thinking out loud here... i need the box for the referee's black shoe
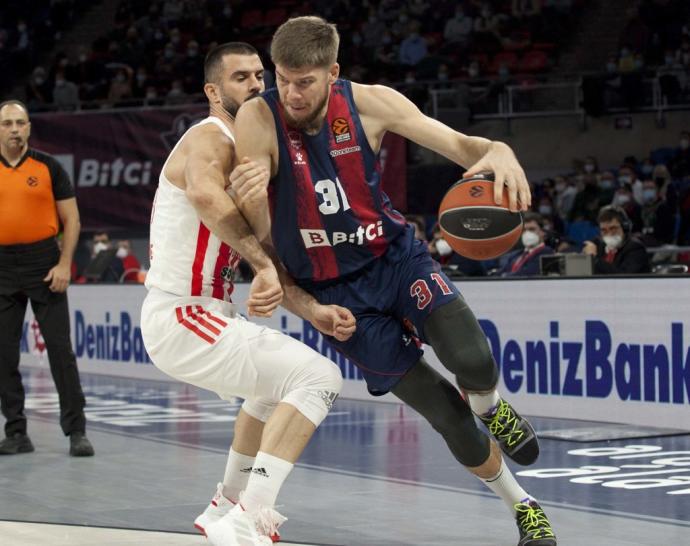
[0,433,35,455]
[69,432,95,457]
[479,399,539,465]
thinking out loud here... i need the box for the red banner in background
[30,106,408,228]
[31,106,207,229]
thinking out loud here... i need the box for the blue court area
[1,368,689,545]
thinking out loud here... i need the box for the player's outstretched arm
[184,125,282,313]
[354,83,530,212]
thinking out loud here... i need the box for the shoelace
[253,505,287,537]
[515,504,555,538]
[487,400,524,447]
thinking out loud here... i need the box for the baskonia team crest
[331,117,351,143]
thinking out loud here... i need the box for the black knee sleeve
[424,297,499,392]
[392,358,490,467]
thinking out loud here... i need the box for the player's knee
[424,298,498,392]
[281,358,342,427]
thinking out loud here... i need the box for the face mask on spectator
[468,66,479,78]
[538,205,552,216]
[600,179,614,190]
[34,76,44,85]
[642,189,657,203]
[584,162,595,173]
[165,49,174,59]
[521,230,540,248]
[435,238,453,256]
[18,24,27,33]
[116,247,129,259]
[606,62,617,73]
[555,182,566,192]
[55,78,65,87]
[680,138,689,150]
[94,242,108,254]
[115,73,126,83]
[641,163,653,175]
[603,234,623,249]
[618,174,632,184]
[613,193,631,206]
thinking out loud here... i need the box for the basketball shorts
[141,287,336,423]
[310,238,461,395]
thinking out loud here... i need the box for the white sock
[480,458,531,514]
[467,390,501,416]
[222,447,255,502]
[241,451,294,510]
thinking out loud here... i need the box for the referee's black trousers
[0,238,86,437]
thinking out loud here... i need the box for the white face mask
[94,242,108,254]
[521,230,540,248]
[584,163,595,173]
[116,247,128,259]
[603,234,623,250]
[435,238,453,256]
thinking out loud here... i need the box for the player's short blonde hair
[270,16,340,69]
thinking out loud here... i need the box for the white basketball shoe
[206,502,287,546]
[194,483,235,537]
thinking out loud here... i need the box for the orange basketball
[438,174,523,260]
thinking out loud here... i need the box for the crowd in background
[17,0,582,111]
[409,134,690,277]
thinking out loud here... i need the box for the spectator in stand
[444,5,473,48]
[166,79,188,105]
[107,66,134,106]
[116,240,141,282]
[362,11,386,49]
[554,175,577,220]
[85,231,123,283]
[583,206,650,275]
[535,194,565,236]
[597,170,617,205]
[639,178,677,246]
[670,131,690,178]
[53,72,80,111]
[499,212,554,277]
[25,67,52,111]
[569,173,606,223]
[132,67,152,99]
[617,164,643,205]
[581,155,600,176]
[612,183,643,233]
[399,22,428,67]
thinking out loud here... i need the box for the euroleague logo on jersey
[26,176,39,187]
[331,117,351,143]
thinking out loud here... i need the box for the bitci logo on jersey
[301,221,383,248]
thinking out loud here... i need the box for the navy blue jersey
[262,79,410,284]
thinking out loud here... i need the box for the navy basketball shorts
[311,239,460,395]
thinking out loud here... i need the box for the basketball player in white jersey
[141,42,355,546]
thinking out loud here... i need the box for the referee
[0,100,93,456]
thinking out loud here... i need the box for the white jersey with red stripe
[145,116,241,302]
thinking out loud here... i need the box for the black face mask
[655,176,666,185]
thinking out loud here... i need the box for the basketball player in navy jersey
[230,17,556,545]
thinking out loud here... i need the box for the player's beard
[220,90,260,118]
[283,85,329,133]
